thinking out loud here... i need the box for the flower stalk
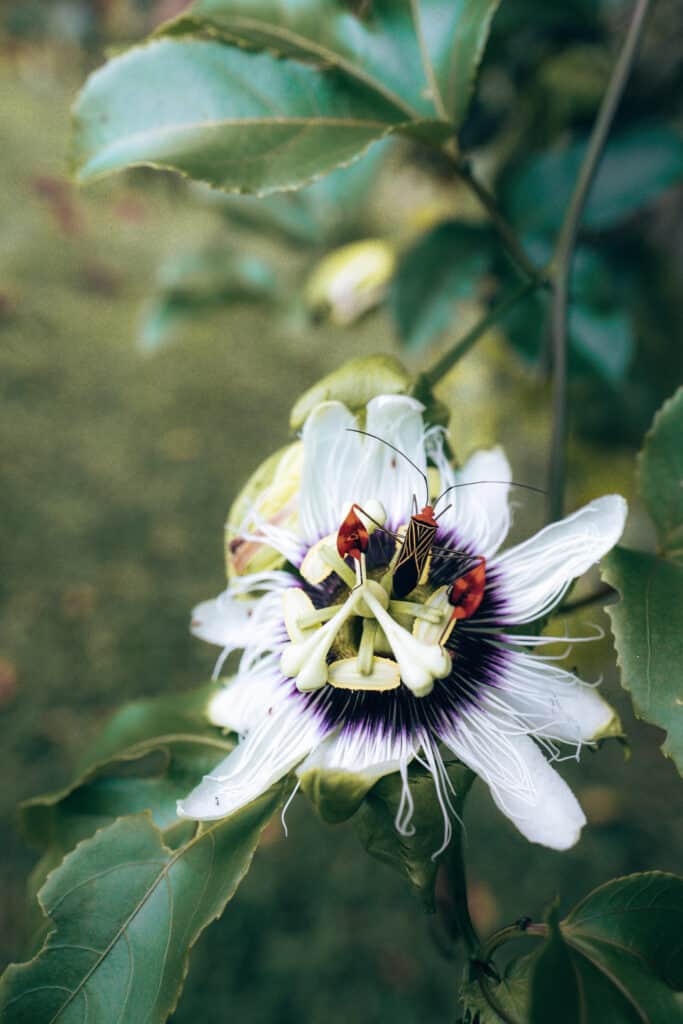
[547,0,654,522]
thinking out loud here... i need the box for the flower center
[278,514,478,698]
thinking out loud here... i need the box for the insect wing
[392,517,437,599]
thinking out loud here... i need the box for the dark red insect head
[413,505,437,527]
[337,505,370,562]
[448,558,486,622]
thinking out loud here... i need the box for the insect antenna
[346,428,430,507]
[433,479,546,513]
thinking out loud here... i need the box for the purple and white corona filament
[179,396,626,851]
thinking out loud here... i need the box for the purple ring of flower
[292,529,511,743]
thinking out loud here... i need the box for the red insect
[335,429,541,614]
[342,429,489,601]
[439,557,487,645]
[336,504,369,562]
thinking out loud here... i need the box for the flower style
[179,396,627,851]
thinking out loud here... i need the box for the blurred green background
[1,2,682,1021]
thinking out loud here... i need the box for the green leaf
[638,387,683,559]
[500,240,635,383]
[389,221,492,351]
[602,548,683,774]
[205,138,392,245]
[461,957,531,1023]
[289,354,411,430]
[139,245,278,352]
[418,0,503,126]
[72,39,449,194]
[568,305,634,384]
[75,684,219,771]
[529,903,580,1024]
[161,0,499,126]
[529,873,683,1024]
[20,685,230,898]
[0,790,285,1024]
[354,762,473,910]
[161,0,432,118]
[503,124,683,233]
[601,387,683,776]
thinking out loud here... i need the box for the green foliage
[160,0,502,127]
[355,763,473,911]
[72,39,447,194]
[139,244,279,352]
[207,139,393,246]
[0,787,285,1024]
[529,873,683,1023]
[460,958,530,1024]
[502,124,683,233]
[639,388,683,559]
[462,874,683,1024]
[389,221,492,350]
[602,387,683,775]
[602,549,683,774]
[20,686,228,899]
[500,242,635,383]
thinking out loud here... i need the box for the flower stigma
[280,506,466,699]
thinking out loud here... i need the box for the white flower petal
[178,692,325,820]
[441,711,586,850]
[190,594,257,649]
[360,395,427,527]
[208,661,283,735]
[498,650,617,745]
[192,573,293,680]
[491,495,627,624]
[299,401,360,543]
[297,725,416,783]
[437,447,513,558]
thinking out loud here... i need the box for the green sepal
[289,354,411,431]
[226,442,301,576]
[299,767,377,824]
[354,761,474,911]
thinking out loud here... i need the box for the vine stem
[476,922,547,1024]
[547,0,653,522]
[415,278,538,394]
[451,157,544,285]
